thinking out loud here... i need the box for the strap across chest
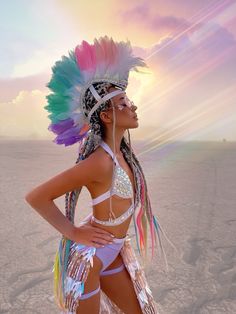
[91,140,134,206]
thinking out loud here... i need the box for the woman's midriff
[91,196,134,238]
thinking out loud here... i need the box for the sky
[0,0,236,143]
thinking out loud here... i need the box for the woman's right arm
[24,152,114,246]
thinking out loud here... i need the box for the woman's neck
[102,136,123,155]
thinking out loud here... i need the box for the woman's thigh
[76,255,102,314]
[100,253,142,314]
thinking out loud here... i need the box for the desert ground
[0,139,235,314]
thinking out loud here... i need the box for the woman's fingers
[74,224,115,247]
[93,227,115,239]
[90,242,103,248]
[94,232,114,242]
[92,236,113,245]
[81,224,114,238]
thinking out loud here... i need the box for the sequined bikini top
[91,140,135,226]
[91,140,134,206]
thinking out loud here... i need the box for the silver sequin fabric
[91,140,136,226]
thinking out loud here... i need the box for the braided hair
[64,81,154,258]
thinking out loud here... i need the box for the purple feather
[48,118,74,135]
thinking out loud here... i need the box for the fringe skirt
[53,214,160,314]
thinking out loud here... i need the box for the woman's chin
[128,121,139,129]
[122,120,139,130]
[133,119,139,127]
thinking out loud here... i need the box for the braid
[121,135,155,258]
[125,140,153,223]
[64,81,114,225]
[64,132,101,225]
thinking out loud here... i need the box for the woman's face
[100,86,139,130]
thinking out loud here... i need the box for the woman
[25,36,163,314]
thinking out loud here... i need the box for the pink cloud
[150,15,191,34]
[120,2,191,35]
[131,21,236,77]
[120,3,150,20]
[0,73,50,102]
[119,0,235,37]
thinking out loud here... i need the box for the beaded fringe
[120,236,159,314]
[52,218,160,313]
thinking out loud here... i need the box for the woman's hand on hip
[72,224,115,248]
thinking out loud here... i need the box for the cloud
[121,2,150,20]
[1,0,236,141]
[0,73,50,103]
[120,2,191,36]
[0,90,53,139]
[11,50,57,78]
[130,20,236,141]
[134,21,236,75]
[150,15,191,33]
[119,0,236,41]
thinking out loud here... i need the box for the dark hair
[82,82,119,139]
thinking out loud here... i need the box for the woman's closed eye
[117,103,128,110]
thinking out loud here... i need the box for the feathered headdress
[44,35,147,146]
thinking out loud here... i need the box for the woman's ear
[100,111,112,124]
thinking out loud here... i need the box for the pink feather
[75,40,96,71]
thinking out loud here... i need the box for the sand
[0,139,235,314]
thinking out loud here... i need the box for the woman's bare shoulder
[25,147,112,202]
[88,146,112,173]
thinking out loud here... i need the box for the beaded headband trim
[87,85,124,122]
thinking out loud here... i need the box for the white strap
[87,85,124,122]
[92,189,112,205]
[100,140,119,165]
[89,84,101,101]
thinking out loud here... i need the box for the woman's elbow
[25,191,37,205]
[25,188,47,206]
